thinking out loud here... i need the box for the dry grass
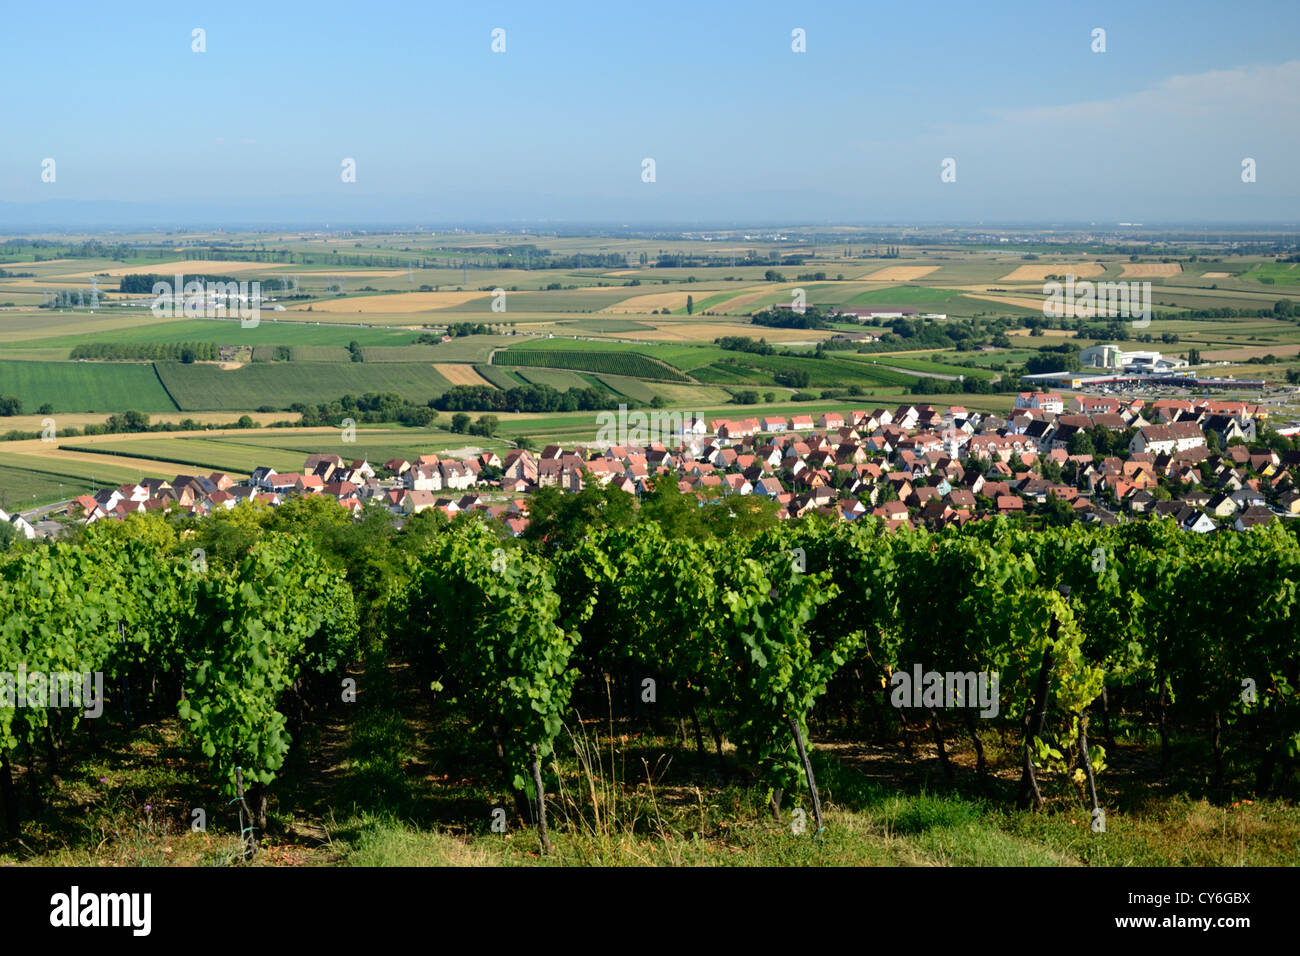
[61,260,290,279]
[1201,272,1231,278]
[1202,343,1300,361]
[598,291,695,314]
[858,266,939,281]
[289,291,488,313]
[435,363,492,386]
[1000,263,1105,282]
[1120,263,1182,277]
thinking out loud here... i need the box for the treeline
[715,335,777,355]
[434,383,618,414]
[751,307,832,330]
[288,392,439,428]
[3,411,262,443]
[119,273,242,294]
[415,323,491,343]
[71,342,219,362]
[909,376,997,395]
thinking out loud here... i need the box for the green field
[512,368,595,391]
[841,353,998,380]
[290,345,352,362]
[472,364,526,388]
[0,359,178,413]
[153,362,454,410]
[844,285,969,305]
[358,346,447,362]
[595,374,659,402]
[694,354,917,388]
[0,454,180,507]
[0,316,422,353]
[494,348,691,382]
[58,427,513,478]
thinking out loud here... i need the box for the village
[7,390,1298,541]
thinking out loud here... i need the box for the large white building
[1079,344,1188,373]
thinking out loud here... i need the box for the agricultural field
[494,348,692,382]
[153,362,454,410]
[2,231,1299,511]
[0,359,178,412]
[512,368,597,392]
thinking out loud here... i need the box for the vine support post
[234,766,257,859]
[1076,711,1101,826]
[1017,610,1060,810]
[789,715,824,834]
[529,744,552,855]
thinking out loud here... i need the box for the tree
[1187,348,1202,365]
[1040,492,1074,528]
[1068,430,1096,457]
[180,347,197,364]
[38,403,53,415]
[450,413,471,433]
[686,295,694,315]
[0,396,22,416]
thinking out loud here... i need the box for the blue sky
[2,0,1297,224]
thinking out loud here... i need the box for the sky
[1,0,1298,226]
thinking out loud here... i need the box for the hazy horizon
[3,0,1298,227]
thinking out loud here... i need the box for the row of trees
[71,342,219,362]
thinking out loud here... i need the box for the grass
[844,285,969,305]
[0,359,179,413]
[473,364,526,389]
[842,353,998,380]
[596,374,658,402]
[154,362,454,410]
[512,368,594,391]
[694,354,918,388]
[0,317,422,352]
[291,345,352,362]
[56,427,514,476]
[495,349,691,382]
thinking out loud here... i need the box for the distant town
[8,388,1298,541]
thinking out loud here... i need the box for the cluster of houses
[45,393,1300,537]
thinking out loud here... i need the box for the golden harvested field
[1120,263,1182,277]
[61,260,290,279]
[5,441,205,478]
[288,291,488,313]
[708,288,778,312]
[598,291,695,313]
[434,364,492,386]
[1000,263,1105,281]
[970,293,1134,318]
[289,270,414,278]
[858,266,939,281]
[1007,327,1082,338]
[1202,343,1300,361]
[1201,272,1231,278]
